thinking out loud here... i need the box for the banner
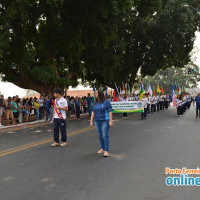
[111,101,144,113]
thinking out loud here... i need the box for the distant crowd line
[0,93,95,127]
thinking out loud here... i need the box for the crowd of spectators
[0,93,96,127]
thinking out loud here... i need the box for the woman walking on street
[90,90,113,157]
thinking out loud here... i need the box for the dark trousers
[164,101,168,109]
[196,106,200,117]
[123,113,127,117]
[147,104,150,114]
[157,103,160,111]
[88,104,91,116]
[159,101,163,110]
[39,107,43,119]
[83,105,86,113]
[76,106,80,118]
[177,106,182,116]
[151,104,156,112]
[54,118,67,143]
[141,108,147,119]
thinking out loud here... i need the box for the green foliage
[143,62,200,93]
[0,0,199,94]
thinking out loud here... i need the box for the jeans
[35,109,39,120]
[39,107,43,119]
[196,105,200,117]
[50,108,54,121]
[141,108,147,119]
[54,118,67,143]
[69,104,74,114]
[95,120,110,152]
[76,106,80,118]
[88,104,91,116]
[46,109,50,121]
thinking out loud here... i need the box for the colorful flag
[105,86,108,97]
[122,83,125,95]
[177,83,180,94]
[139,84,145,100]
[160,85,164,94]
[157,84,161,94]
[113,90,117,102]
[149,84,153,96]
[146,83,149,94]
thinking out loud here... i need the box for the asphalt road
[0,106,200,200]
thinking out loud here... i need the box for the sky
[1,32,200,98]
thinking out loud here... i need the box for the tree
[0,0,200,94]
[143,62,200,93]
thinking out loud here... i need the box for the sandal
[60,142,67,147]
[97,149,105,154]
[104,151,109,157]
[51,142,60,147]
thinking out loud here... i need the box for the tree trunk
[13,79,57,97]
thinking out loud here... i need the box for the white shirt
[151,96,156,104]
[141,97,148,108]
[54,97,68,120]
[38,98,43,107]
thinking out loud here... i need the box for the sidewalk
[0,113,89,133]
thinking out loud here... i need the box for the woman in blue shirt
[90,90,113,157]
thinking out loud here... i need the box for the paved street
[1,106,200,200]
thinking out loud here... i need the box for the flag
[172,84,176,107]
[153,90,156,94]
[127,84,131,95]
[122,83,125,95]
[177,83,180,94]
[157,84,161,94]
[105,86,108,97]
[131,85,135,95]
[139,84,145,100]
[149,84,153,96]
[113,90,117,102]
[146,84,149,94]
[119,86,122,96]
[160,85,164,94]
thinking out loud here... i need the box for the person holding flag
[51,88,68,147]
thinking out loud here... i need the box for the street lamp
[182,3,200,14]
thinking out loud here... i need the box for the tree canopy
[0,0,200,95]
[143,62,200,93]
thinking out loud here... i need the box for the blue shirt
[75,101,80,107]
[86,97,92,105]
[92,99,113,121]
[195,96,200,107]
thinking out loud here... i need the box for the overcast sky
[1,32,200,98]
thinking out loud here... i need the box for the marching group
[0,88,199,158]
